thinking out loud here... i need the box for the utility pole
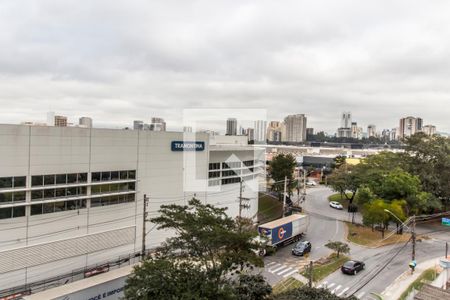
[238,179,251,229]
[282,176,287,217]
[142,194,149,258]
[303,169,307,197]
[308,261,313,288]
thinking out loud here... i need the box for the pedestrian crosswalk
[317,282,369,299]
[264,259,309,278]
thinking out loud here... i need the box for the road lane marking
[270,265,288,273]
[277,267,293,276]
[317,281,327,288]
[356,291,366,298]
[331,285,341,294]
[268,263,282,271]
[337,287,349,296]
[282,269,298,278]
[327,283,336,289]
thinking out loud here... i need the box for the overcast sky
[0,0,449,134]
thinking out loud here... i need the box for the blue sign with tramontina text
[171,141,205,151]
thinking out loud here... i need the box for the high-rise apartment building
[254,120,267,142]
[150,117,166,131]
[54,115,68,127]
[399,117,423,139]
[226,118,237,135]
[350,122,363,139]
[367,124,377,138]
[79,117,93,128]
[422,125,436,136]
[267,121,283,142]
[284,114,307,142]
[337,112,352,138]
[183,126,193,133]
[246,128,254,141]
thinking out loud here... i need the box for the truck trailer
[257,214,309,255]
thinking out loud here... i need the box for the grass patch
[346,222,411,247]
[301,254,349,282]
[258,193,283,223]
[398,268,438,300]
[272,277,304,295]
[328,193,353,209]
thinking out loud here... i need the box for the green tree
[331,155,346,169]
[124,198,270,300]
[328,164,362,204]
[273,286,358,300]
[269,153,297,195]
[362,199,389,237]
[324,241,350,258]
[403,133,450,210]
[354,185,375,206]
[386,200,407,234]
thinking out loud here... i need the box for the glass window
[67,200,77,210]
[0,177,13,189]
[92,172,101,182]
[13,176,26,188]
[31,190,43,200]
[91,198,101,207]
[78,173,87,183]
[44,189,55,199]
[128,182,135,190]
[13,191,26,202]
[110,184,119,192]
[32,176,43,186]
[119,183,128,191]
[67,174,77,184]
[128,170,136,179]
[54,201,65,212]
[0,193,13,203]
[120,171,128,180]
[111,171,119,181]
[79,186,87,195]
[80,199,87,209]
[43,203,54,214]
[0,208,12,219]
[127,194,135,202]
[222,162,230,169]
[44,175,55,185]
[67,187,77,196]
[91,185,101,194]
[56,188,66,198]
[31,204,43,215]
[12,206,25,218]
[56,174,66,185]
[101,172,111,181]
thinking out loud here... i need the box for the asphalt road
[260,186,449,300]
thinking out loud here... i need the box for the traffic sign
[442,218,450,227]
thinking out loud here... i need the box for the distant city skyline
[1,1,450,133]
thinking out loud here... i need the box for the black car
[291,241,312,256]
[341,260,365,275]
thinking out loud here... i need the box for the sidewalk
[381,257,441,300]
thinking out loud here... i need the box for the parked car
[341,260,365,275]
[291,241,312,256]
[306,181,317,186]
[329,201,344,210]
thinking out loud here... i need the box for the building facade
[367,124,377,138]
[226,118,237,136]
[150,117,166,131]
[284,114,307,142]
[399,116,423,139]
[254,120,267,143]
[422,125,437,136]
[0,125,264,294]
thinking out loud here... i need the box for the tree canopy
[124,198,270,300]
[273,286,358,300]
[269,153,297,194]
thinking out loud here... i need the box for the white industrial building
[0,125,264,296]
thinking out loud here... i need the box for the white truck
[256,214,309,256]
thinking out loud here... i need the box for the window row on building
[91,170,136,182]
[91,182,135,194]
[91,194,135,207]
[0,193,137,219]
[0,176,26,189]
[31,186,88,201]
[0,191,26,203]
[209,160,259,171]
[32,173,88,187]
